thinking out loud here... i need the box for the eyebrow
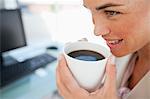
[95,3,124,11]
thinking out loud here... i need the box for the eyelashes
[104,10,121,17]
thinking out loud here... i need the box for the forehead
[83,0,129,8]
[83,0,150,12]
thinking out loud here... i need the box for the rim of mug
[63,41,111,62]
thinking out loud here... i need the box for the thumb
[104,55,117,90]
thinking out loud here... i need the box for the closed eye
[104,10,121,17]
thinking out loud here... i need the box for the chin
[111,51,129,57]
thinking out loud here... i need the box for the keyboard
[1,53,57,87]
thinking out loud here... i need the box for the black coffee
[68,50,105,61]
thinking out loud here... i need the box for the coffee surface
[68,50,105,61]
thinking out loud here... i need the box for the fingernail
[109,55,116,65]
[90,90,99,95]
[90,92,96,95]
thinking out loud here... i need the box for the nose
[93,17,110,36]
[94,24,110,36]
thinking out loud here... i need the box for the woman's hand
[56,54,118,99]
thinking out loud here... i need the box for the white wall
[0,0,4,9]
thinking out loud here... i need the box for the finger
[78,38,88,42]
[90,89,101,95]
[104,55,117,90]
[56,60,71,97]
[58,54,81,92]
[59,54,89,95]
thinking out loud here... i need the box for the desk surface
[0,50,63,99]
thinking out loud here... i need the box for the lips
[107,39,123,45]
[105,39,124,49]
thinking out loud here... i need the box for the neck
[128,43,150,89]
[136,43,150,70]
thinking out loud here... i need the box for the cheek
[108,18,143,56]
[107,7,150,56]
[110,16,150,56]
[110,18,135,39]
[111,13,147,40]
[126,14,150,49]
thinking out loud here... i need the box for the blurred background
[0,0,107,99]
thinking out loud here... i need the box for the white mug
[63,41,111,92]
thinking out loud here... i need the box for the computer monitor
[1,9,27,53]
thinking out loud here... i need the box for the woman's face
[83,0,150,57]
